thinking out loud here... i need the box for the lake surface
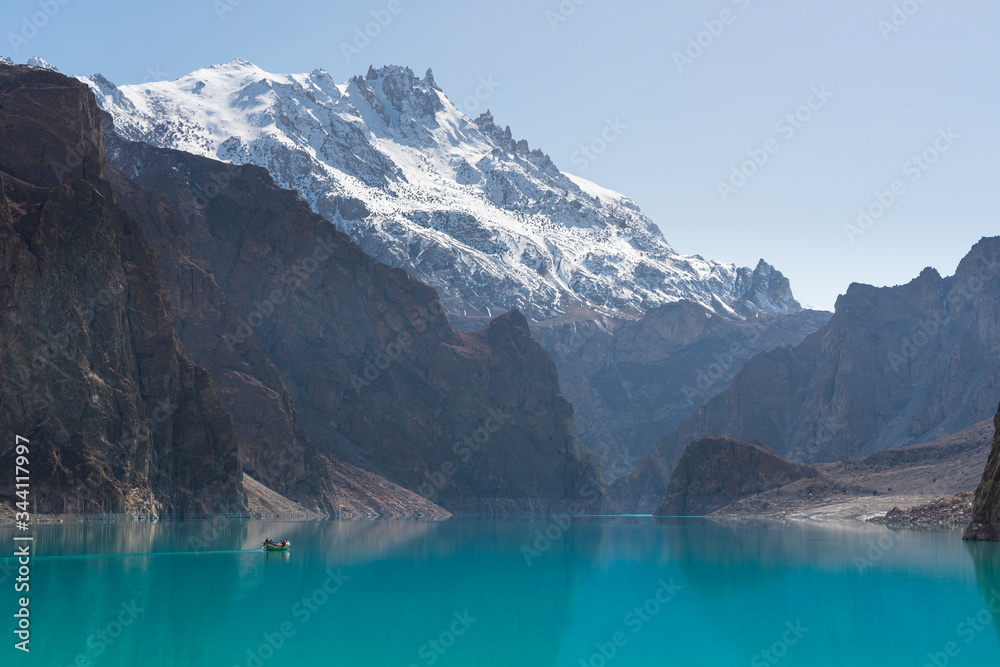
[4,517,1000,666]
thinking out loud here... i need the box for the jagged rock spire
[424,68,437,88]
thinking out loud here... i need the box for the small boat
[261,539,291,552]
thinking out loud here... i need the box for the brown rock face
[965,403,1000,541]
[104,127,606,514]
[614,244,1000,512]
[653,436,817,517]
[0,64,245,515]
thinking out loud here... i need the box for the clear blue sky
[4,0,996,310]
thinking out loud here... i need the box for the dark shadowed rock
[653,436,818,517]
[0,64,245,516]
[104,125,607,515]
[965,402,1000,541]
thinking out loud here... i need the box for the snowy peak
[423,68,439,89]
[81,59,805,323]
[347,64,445,141]
[733,260,801,314]
[26,56,58,71]
[473,110,556,170]
[0,56,58,70]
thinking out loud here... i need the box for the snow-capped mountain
[80,59,800,323]
[26,56,58,71]
[0,55,57,70]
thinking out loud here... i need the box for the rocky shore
[868,492,974,528]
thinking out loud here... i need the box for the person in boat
[262,538,290,548]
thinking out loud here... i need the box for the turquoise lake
[4,517,1000,666]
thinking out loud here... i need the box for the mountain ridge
[612,237,1000,512]
[73,57,828,477]
[78,59,803,325]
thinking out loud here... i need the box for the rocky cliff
[614,241,1000,512]
[0,64,245,515]
[79,60,825,480]
[0,63,607,517]
[104,124,606,515]
[653,436,818,517]
[965,402,1000,541]
[533,303,829,477]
